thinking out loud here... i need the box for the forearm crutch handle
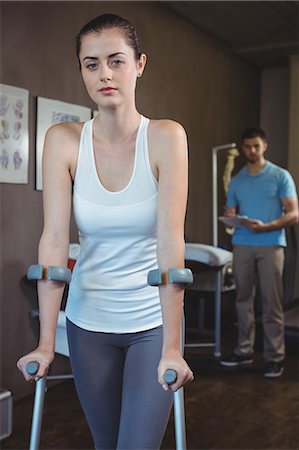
[164,369,177,385]
[26,361,40,376]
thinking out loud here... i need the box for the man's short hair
[242,127,267,142]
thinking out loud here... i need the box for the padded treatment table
[185,243,234,357]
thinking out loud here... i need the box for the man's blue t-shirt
[227,161,297,246]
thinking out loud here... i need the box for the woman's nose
[100,65,112,82]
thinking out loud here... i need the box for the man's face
[242,136,267,164]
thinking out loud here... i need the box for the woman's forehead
[80,29,130,56]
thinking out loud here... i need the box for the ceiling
[162,1,299,68]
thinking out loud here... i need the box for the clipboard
[218,215,249,228]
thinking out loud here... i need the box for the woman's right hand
[16,348,54,382]
[158,350,194,392]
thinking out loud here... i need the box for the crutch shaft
[174,388,187,450]
[29,377,46,450]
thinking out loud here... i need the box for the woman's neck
[93,105,141,145]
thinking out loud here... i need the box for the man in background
[220,127,298,378]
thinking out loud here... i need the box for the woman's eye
[86,63,97,70]
[111,59,124,67]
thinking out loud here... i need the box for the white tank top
[66,116,162,333]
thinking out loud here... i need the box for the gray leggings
[66,319,173,450]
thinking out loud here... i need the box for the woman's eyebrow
[108,52,126,58]
[83,52,126,62]
[83,56,98,62]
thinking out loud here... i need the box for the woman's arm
[17,123,77,381]
[151,120,193,392]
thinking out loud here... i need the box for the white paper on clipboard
[218,215,249,228]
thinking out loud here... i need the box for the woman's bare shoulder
[45,121,85,144]
[148,118,187,163]
[43,122,87,168]
[149,118,186,140]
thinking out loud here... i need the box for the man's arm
[242,196,299,232]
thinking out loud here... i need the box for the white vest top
[66,116,162,333]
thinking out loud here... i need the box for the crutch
[26,361,73,450]
[148,268,193,450]
[26,362,46,450]
[163,312,187,450]
[25,265,73,450]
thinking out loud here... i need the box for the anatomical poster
[0,84,29,184]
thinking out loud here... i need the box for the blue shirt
[227,161,297,246]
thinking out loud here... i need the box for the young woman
[17,13,193,449]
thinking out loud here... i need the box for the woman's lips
[99,87,117,94]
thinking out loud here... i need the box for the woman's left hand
[157,351,194,392]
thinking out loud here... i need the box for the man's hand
[241,218,266,232]
[224,206,236,217]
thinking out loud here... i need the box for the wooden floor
[3,328,299,450]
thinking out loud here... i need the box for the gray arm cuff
[27,265,72,283]
[147,268,193,286]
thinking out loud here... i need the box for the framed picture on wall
[0,83,29,184]
[36,97,91,190]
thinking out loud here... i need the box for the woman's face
[79,28,146,108]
